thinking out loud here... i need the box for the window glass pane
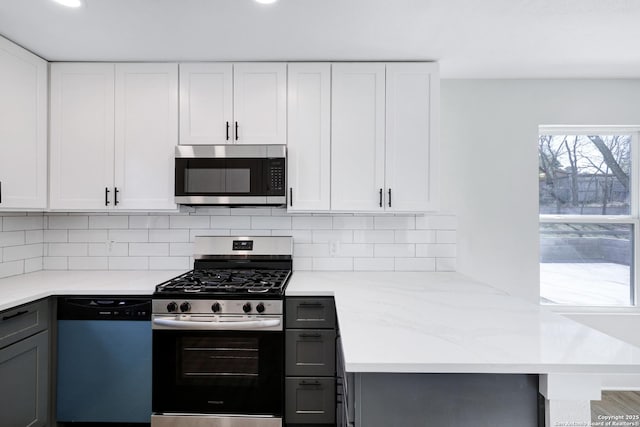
[540,223,633,306]
[539,135,631,215]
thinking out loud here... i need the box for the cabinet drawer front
[285,377,335,424]
[286,329,336,376]
[0,330,48,427]
[286,298,336,329]
[0,299,49,349]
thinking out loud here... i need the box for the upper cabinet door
[50,63,115,210]
[331,63,386,211]
[0,37,47,209]
[287,63,331,211]
[385,63,439,212]
[114,63,178,210]
[233,63,287,145]
[179,63,232,145]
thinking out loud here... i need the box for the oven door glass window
[153,330,283,415]
[175,158,265,196]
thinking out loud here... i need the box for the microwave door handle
[152,317,281,330]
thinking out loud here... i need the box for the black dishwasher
[57,297,152,424]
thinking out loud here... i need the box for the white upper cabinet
[287,63,331,211]
[331,63,386,211]
[0,37,47,209]
[50,63,115,210]
[385,63,439,212]
[50,63,178,211]
[234,63,287,145]
[114,63,178,210]
[179,63,232,145]
[179,63,286,145]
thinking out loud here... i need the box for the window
[539,128,639,306]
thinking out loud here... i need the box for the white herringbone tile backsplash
[1,207,457,278]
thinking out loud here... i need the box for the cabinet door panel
[331,63,385,211]
[286,329,336,376]
[179,63,232,145]
[287,63,331,211]
[234,63,286,145]
[114,63,178,210]
[285,377,336,424]
[385,63,439,212]
[0,37,47,209]
[0,331,48,427]
[50,63,115,210]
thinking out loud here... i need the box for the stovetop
[154,268,291,298]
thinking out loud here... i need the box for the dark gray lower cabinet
[0,330,49,427]
[0,299,50,427]
[344,373,540,427]
[285,297,337,426]
[286,378,336,424]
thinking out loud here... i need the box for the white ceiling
[1,0,639,78]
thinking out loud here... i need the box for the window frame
[539,125,640,310]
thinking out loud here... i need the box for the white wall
[440,79,640,389]
[440,79,640,302]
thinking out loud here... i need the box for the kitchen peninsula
[2,270,640,426]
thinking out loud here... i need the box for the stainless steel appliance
[152,236,293,427]
[175,145,286,206]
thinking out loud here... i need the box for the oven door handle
[152,317,281,330]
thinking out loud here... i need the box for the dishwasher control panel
[57,297,151,320]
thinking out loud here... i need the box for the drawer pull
[2,310,28,321]
[300,333,322,338]
[299,380,322,386]
[298,302,324,307]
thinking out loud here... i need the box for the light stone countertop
[286,271,640,374]
[2,270,640,376]
[0,270,183,311]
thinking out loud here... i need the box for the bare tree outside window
[539,135,631,215]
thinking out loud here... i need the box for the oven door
[153,328,283,416]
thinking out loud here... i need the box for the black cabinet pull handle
[2,310,28,321]
[289,188,293,207]
[235,121,239,141]
[0,180,2,204]
[298,302,324,307]
[379,188,382,207]
[300,333,322,338]
[114,187,119,206]
[226,121,230,141]
[388,188,392,207]
[105,187,110,206]
[299,380,322,386]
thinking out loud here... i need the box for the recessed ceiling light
[52,0,83,8]
[255,0,278,4]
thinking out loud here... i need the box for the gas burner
[154,268,291,297]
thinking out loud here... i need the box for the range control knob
[242,302,252,313]
[256,303,265,314]
[180,302,191,313]
[166,302,178,313]
[211,302,221,313]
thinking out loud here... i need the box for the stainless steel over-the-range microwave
[174,145,286,206]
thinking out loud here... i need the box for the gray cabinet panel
[286,298,336,329]
[354,373,539,427]
[0,330,48,427]
[0,299,49,350]
[286,329,336,376]
[286,377,336,425]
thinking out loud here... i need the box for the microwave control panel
[266,158,286,195]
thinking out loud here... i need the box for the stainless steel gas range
[151,236,292,427]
